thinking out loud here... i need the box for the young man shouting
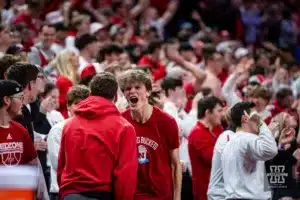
[119,69,182,200]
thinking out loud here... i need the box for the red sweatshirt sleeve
[57,130,66,187]
[113,124,138,200]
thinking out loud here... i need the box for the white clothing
[208,130,235,200]
[50,43,65,55]
[222,73,242,106]
[46,110,65,127]
[163,101,191,172]
[222,123,278,200]
[65,35,79,54]
[47,120,69,193]
[78,56,89,74]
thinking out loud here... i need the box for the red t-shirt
[0,121,37,166]
[122,107,180,200]
[188,121,223,200]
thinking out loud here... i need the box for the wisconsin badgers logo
[0,142,23,166]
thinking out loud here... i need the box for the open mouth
[129,96,138,104]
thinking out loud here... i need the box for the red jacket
[188,122,223,200]
[57,96,138,199]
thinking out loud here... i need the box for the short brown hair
[89,72,118,100]
[248,86,272,102]
[118,69,152,92]
[66,85,90,106]
[0,55,22,79]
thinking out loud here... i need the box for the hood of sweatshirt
[74,96,120,119]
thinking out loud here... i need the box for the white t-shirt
[222,123,277,200]
[208,130,235,200]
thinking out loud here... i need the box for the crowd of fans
[1,0,300,199]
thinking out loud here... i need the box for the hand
[279,128,295,147]
[40,96,55,114]
[165,44,183,64]
[83,0,94,11]
[268,121,280,137]
[293,149,300,160]
[244,111,261,126]
[34,140,47,151]
[191,10,202,21]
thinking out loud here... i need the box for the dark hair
[179,42,194,52]
[39,23,56,33]
[276,88,293,101]
[161,77,183,97]
[26,0,42,9]
[0,55,22,79]
[197,96,223,119]
[5,63,40,88]
[97,44,124,62]
[75,34,97,51]
[146,40,163,54]
[40,83,57,98]
[89,72,118,100]
[230,101,255,128]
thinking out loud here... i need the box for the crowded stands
[1,0,300,199]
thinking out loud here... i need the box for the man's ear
[241,114,249,124]
[3,96,11,107]
[204,109,210,118]
[146,90,151,98]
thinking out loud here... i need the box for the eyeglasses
[37,75,45,79]
[10,95,24,101]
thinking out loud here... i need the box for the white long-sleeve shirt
[222,123,278,199]
[222,73,242,106]
[47,119,69,193]
[163,101,192,173]
[208,130,235,200]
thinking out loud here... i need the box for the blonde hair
[49,50,79,83]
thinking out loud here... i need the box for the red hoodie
[57,96,138,200]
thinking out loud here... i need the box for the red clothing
[13,12,39,36]
[270,101,287,119]
[57,96,138,199]
[56,76,73,119]
[122,107,180,200]
[218,68,229,86]
[184,82,195,113]
[188,121,223,200]
[138,56,167,81]
[0,121,37,166]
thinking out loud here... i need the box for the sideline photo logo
[266,165,288,188]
